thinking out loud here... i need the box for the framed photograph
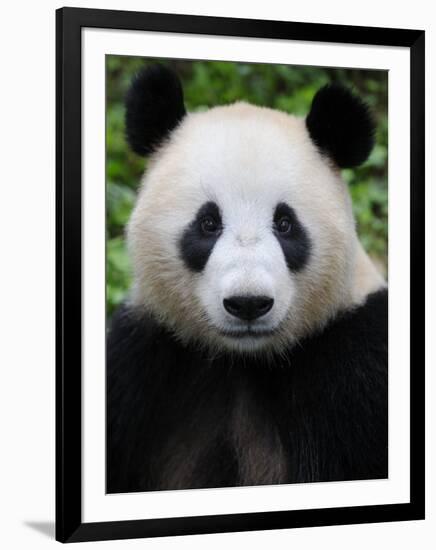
[56,7,425,543]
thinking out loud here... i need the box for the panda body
[108,289,387,492]
[107,65,388,492]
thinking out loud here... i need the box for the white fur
[127,102,385,354]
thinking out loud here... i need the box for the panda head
[125,65,384,354]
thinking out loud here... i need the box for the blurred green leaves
[106,56,388,316]
[107,237,132,313]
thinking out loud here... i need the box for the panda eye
[275,217,292,234]
[200,216,221,235]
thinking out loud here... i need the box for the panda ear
[125,65,186,156]
[305,84,375,169]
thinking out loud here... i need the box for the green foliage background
[107,56,388,317]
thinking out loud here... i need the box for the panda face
[179,195,311,350]
[127,101,372,354]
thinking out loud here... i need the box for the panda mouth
[217,327,276,339]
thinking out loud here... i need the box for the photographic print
[56,7,424,542]
[106,57,389,494]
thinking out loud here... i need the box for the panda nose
[223,295,274,321]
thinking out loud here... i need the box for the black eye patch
[273,202,311,272]
[179,201,223,272]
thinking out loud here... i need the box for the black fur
[179,201,223,272]
[107,289,388,493]
[306,84,375,168]
[273,202,311,271]
[125,65,186,156]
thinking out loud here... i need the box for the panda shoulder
[107,304,181,385]
[298,288,388,372]
[340,288,388,344]
[322,288,388,366]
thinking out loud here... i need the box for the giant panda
[107,64,388,493]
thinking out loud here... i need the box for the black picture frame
[56,7,425,543]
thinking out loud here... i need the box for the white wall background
[0,0,433,548]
